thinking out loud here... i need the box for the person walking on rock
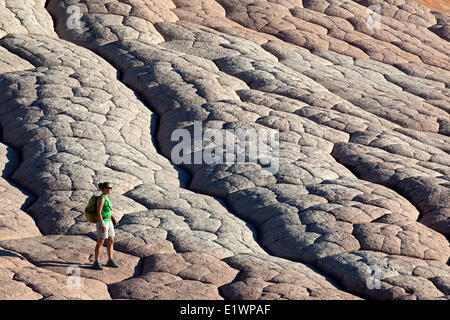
[93,182,119,270]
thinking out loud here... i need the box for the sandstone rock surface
[0,0,448,300]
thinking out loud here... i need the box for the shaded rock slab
[123,184,267,259]
[0,143,41,240]
[353,214,450,262]
[108,271,224,300]
[0,249,110,300]
[142,251,239,285]
[221,253,361,300]
[0,46,34,73]
[316,250,450,300]
[0,177,40,241]
[109,250,239,300]
[0,0,57,39]
[332,142,450,235]
[0,235,141,285]
[397,176,450,235]
[228,178,449,265]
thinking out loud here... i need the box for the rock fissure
[0,0,448,300]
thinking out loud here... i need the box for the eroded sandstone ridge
[0,0,448,300]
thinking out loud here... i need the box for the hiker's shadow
[0,249,93,270]
[37,260,93,270]
[0,249,25,259]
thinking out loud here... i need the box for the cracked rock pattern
[228,178,449,265]
[316,250,450,299]
[0,0,448,300]
[0,0,57,39]
[0,249,110,300]
[0,143,41,241]
[0,235,141,285]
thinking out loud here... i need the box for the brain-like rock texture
[0,0,448,300]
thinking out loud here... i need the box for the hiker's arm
[111,215,119,226]
[96,197,105,223]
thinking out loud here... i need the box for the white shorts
[96,220,115,239]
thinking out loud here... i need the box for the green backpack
[84,195,99,223]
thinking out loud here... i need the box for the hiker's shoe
[106,259,119,268]
[93,260,103,270]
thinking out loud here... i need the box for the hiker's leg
[106,220,115,261]
[94,221,107,262]
[95,238,105,261]
[107,237,114,260]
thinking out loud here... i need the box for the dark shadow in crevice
[0,249,25,260]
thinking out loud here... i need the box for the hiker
[93,182,120,270]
